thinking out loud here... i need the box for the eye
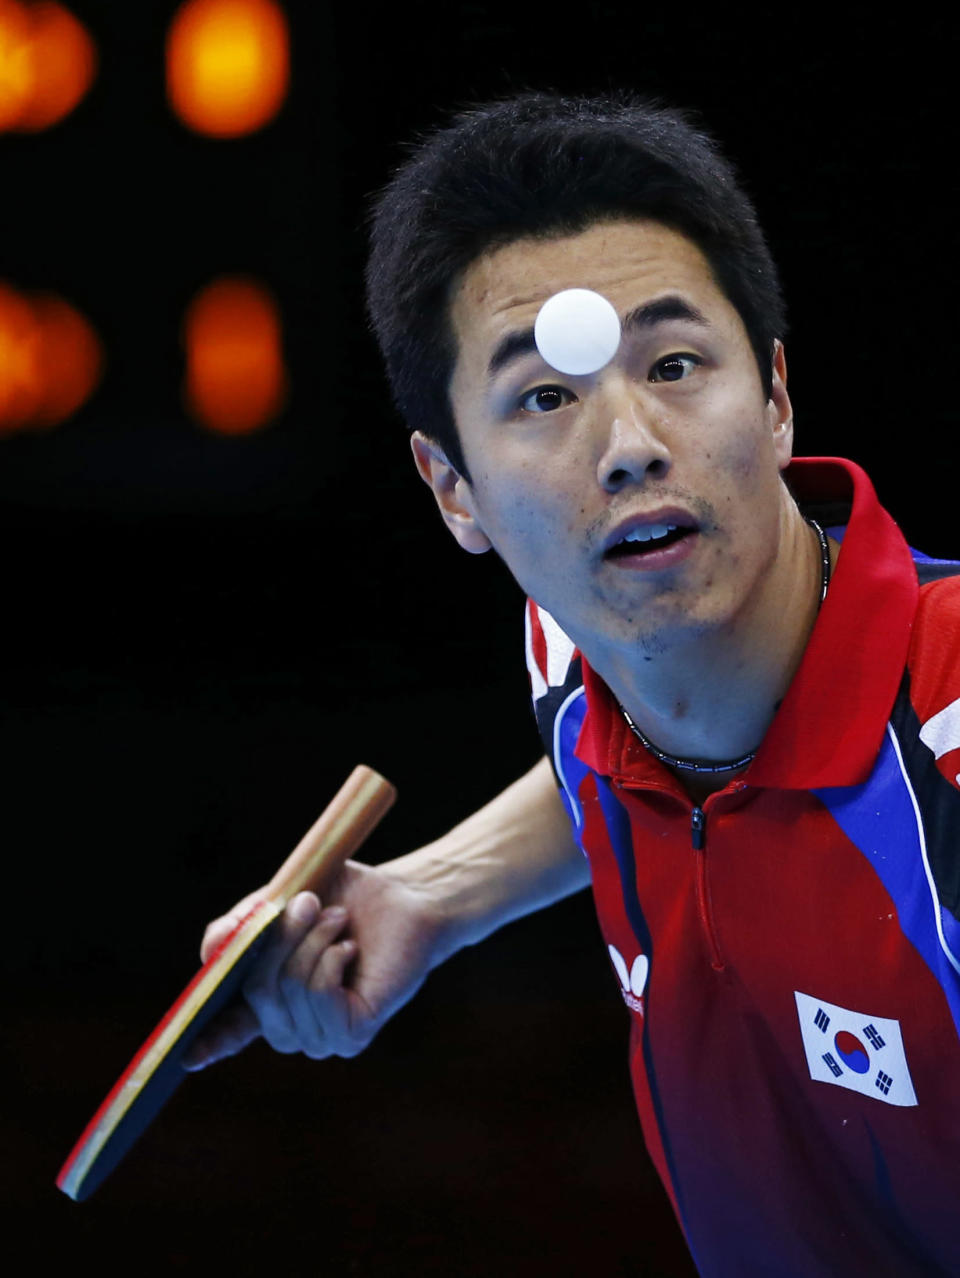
[649,353,701,383]
[518,384,578,414]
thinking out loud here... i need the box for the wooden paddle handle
[263,765,397,906]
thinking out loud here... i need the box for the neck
[584,499,836,772]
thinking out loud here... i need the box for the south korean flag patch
[794,991,917,1107]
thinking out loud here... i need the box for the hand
[182,859,444,1069]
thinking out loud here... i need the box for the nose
[595,393,672,492]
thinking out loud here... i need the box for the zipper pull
[691,806,705,851]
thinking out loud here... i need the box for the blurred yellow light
[182,276,288,434]
[0,1,96,133]
[0,283,103,433]
[166,0,289,138]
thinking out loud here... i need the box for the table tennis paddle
[57,764,396,1202]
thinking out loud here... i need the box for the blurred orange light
[0,1,97,133]
[166,0,289,138]
[0,282,104,434]
[182,276,288,434]
[29,293,104,426]
[0,281,41,431]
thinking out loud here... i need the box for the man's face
[413,219,793,659]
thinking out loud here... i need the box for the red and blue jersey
[525,458,960,1277]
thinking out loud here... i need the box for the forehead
[448,219,733,377]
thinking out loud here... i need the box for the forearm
[380,755,590,966]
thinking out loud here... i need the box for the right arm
[184,756,589,1068]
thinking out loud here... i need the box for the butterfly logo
[608,943,648,1014]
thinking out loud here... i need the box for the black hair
[365,90,787,480]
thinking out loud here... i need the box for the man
[188,93,960,1275]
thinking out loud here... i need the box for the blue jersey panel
[814,725,960,1043]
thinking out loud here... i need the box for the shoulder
[524,599,578,703]
[898,571,960,796]
[523,600,585,770]
[908,572,960,699]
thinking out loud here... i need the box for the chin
[619,599,732,655]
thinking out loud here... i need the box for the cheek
[475,479,580,584]
[704,393,777,494]
[691,404,782,555]
[477,457,578,532]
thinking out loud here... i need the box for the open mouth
[605,524,695,559]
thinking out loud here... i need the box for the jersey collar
[575,457,919,791]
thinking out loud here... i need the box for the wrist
[379,839,492,966]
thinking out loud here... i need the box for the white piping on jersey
[886,721,960,978]
[553,684,587,831]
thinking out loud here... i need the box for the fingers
[281,923,359,1058]
[242,893,355,1058]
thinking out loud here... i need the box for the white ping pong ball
[533,288,622,376]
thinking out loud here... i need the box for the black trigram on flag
[822,1052,843,1078]
[863,1024,886,1050]
[875,1071,893,1096]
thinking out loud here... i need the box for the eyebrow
[486,294,711,379]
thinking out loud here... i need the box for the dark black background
[6,4,954,1274]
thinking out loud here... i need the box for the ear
[410,431,492,554]
[767,340,794,470]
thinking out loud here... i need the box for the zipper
[691,805,725,971]
[690,806,705,850]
